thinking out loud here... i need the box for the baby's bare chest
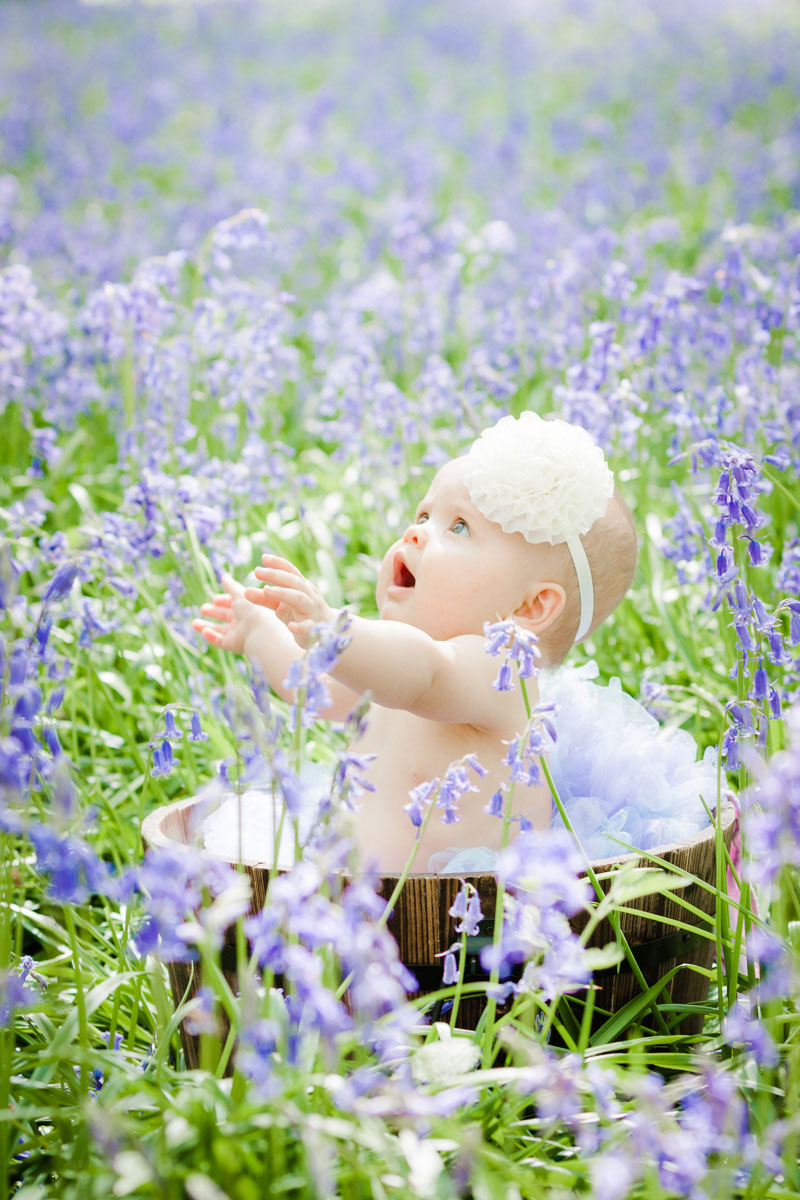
[354,704,510,792]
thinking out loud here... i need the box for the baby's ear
[513,582,566,635]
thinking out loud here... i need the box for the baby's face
[376,457,542,641]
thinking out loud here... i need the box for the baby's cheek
[375,541,402,604]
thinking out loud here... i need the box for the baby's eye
[451,518,470,536]
[415,511,429,524]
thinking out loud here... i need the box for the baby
[193,413,637,872]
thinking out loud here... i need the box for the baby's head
[376,412,636,664]
[462,412,637,665]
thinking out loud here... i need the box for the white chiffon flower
[464,412,614,544]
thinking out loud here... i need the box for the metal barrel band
[593,927,707,980]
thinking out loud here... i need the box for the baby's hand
[192,573,268,654]
[246,553,335,647]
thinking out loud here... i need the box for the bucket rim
[141,793,738,879]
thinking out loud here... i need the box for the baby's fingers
[287,617,314,648]
[244,583,312,615]
[192,619,225,646]
[220,572,245,598]
[260,553,304,578]
[254,564,312,591]
[200,601,233,622]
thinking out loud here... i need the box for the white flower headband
[463,412,614,642]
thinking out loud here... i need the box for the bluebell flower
[494,661,513,692]
[18,956,37,984]
[27,821,112,904]
[0,972,36,1026]
[449,885,483,937]
[42,560,79,604]
[236,1018,283,1099]
[484,619,540,691]
[750,662,769,702]
[484,787,506,818]
[723,1000,778,1067]
[184,986,219,1036]
[162,710,182,741]
[442,950,458,986]
[789,609,800,647]
[403,778,438,828]
[187,709,209,742]
[284,609,353,727]
[150,739,174,778]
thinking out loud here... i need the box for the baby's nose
[403,522,425,545]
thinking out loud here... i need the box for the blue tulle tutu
[541,662,717,859]
[433,662,718,873]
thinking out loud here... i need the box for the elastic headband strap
[566,534,593,642]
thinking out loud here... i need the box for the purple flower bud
[19,956,36,984]
[188,710,209,742]
[9,649,27,687]
[750,663,769,702]
[752,597,773,630]
[768,689,782,720]
[44,727,62,757]
[463,891,484,936]
[722,727,740,771]
[791,611,800,646]
[442,951,458,986]
[152,740,174,778]
[715,547,733,580]
[734,621,755,653]
[14,683,41,722]
[43,561,79,604]
[748,539,764,567]
[732,580,749,613]
[162,710,182,741]
[35,617,52,650]
[484,788,505,818]
[767,630,790,665]
[493,662,514,692]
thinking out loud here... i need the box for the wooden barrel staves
[142,797,737,1066]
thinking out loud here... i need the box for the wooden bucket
[142,795,737,1066]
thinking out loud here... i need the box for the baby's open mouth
[393,555,416,588]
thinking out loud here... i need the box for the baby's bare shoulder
[425,633,536,734]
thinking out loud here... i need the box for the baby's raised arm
[248,554,531,731]
[192,573,361,719]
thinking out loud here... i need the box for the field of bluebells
[3,0,800,1195]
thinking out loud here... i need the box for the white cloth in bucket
[201,763,331,866]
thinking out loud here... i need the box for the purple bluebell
[236,1018,282,1099]
[483,618,540,691]
[187,710,209,742]
[442,950,459,986]
[42,561,79,604]
[283,609,352,727]
[449,886,483,937]
[0,973,36,1026]
[723,1000,778,1067]
[162,710,182,741]
[484,787,506,818]
[403,777,438,828]
[150,739,174,778]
